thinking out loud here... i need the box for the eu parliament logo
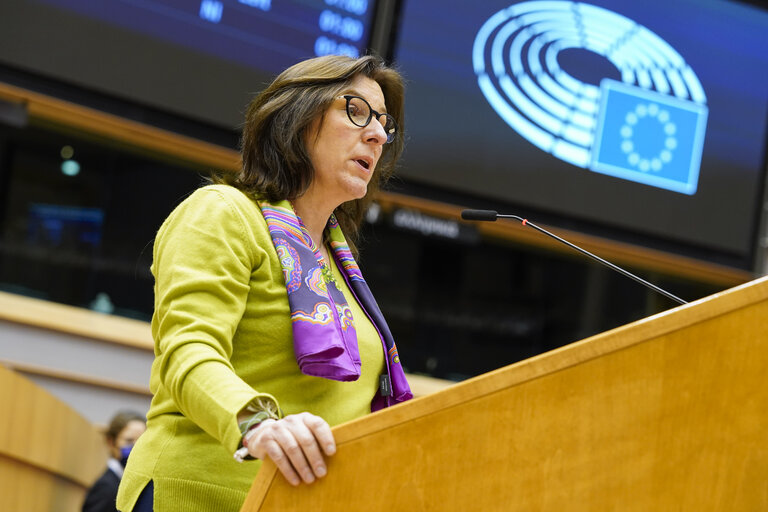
[591,80,707,195]
[473,1,709,195]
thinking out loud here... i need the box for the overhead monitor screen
[0,0,378,128]
[36,0,374,73]
[394,0,768,269]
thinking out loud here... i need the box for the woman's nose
[364,117,388,146]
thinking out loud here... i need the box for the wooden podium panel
[0,364,105,512]
[242,276,768,511]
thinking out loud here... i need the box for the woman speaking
[117,54,412,512]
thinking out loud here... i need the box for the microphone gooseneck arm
[461,209,688,305]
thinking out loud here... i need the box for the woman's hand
[246,412,336,486]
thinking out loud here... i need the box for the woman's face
[109,419,146,459]
[304,74,390,207]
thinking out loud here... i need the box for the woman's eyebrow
[343,90,388,113]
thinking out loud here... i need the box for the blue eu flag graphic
[590,80,708,195]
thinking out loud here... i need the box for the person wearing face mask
[82,410,146,512]
[116,54,412,512]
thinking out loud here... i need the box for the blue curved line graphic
[473,0,708,196]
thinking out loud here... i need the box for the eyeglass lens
[345,96,397,143]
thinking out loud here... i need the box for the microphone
[460,209,500,222]
[460,209,687,305]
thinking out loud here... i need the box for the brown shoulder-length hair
[217,54,405,255]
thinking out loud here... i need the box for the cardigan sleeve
[150,186,279,453]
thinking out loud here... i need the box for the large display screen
[0,0,378,128]
[394,0,768,269]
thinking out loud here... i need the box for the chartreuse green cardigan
[117,185,384,511]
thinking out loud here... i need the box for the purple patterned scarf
[259,200,412,411]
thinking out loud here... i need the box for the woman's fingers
[301,413,336,457]
[272,421,316,484]
[261,436,301,486]
[248,413,337,486]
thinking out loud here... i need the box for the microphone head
[461,209,499,221]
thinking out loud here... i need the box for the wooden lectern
[241,276,768,511]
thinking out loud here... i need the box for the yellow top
[117,185,383,512]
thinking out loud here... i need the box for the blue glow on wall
[473,0,709,194]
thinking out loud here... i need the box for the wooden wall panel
[0,457,89,512]
[0,364,105,511]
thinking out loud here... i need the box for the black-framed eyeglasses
[341,95,398,144]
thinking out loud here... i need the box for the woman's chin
[341,180,369,202]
